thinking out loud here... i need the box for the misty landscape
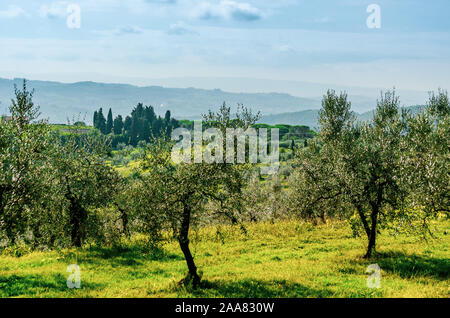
[0,0,448,305]
[0,77,428,127]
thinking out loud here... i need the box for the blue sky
[0,0,449,92]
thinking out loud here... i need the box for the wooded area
[0,80,448,291]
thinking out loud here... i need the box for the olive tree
[49,128,120,247]
[288,91,355,224]
[0,80,51,246]
[401,90,449,233]
[288,137,349,223]
[243,173,290,222]
[133,104,259,288]
[346,91,408,257]
[290,90,410,258]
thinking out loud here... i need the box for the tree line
[93,104,315,150]
[93,104,180,147]
[0,80,448,288]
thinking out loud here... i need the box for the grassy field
[0,219,448,298]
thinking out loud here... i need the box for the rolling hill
[0,78,320,124]
[0,78,427,127]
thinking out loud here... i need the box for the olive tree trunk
[68,196,87,248]
[178,205,201,289]
[364,203,379,258]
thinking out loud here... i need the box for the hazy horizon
[0,75,432,108]
[1,0,449,94]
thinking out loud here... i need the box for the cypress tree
[93,110,98,129]
[132,103,144,119]
[123,116,132,133]
[106,108,114,134]
[113,115,124,135]
[164,110,171,123]
[145,106,156,124]
[152,116,163,137]
[130,116,140,146]
[141,119,150,142]
[97,108,106,134]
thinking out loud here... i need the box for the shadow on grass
[371,251,449,280]
[0,273,105,297]
[187,279,333,298]
[60,245,184,268]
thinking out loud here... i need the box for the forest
[0,80,448,297]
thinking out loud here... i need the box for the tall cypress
[106,108,114,134]
[164,110,171,123]
[97,108,106,134]
[130,116,139,146]
[145,106,156,124]
[93,111,98,129]
[113,115,124,135]
[152,116,163,136]
[124,116,132,133]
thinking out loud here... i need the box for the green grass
[0,220,448,298]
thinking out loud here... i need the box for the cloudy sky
[0,0,449,93]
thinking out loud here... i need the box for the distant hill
[0,78,320,124]
[260,105,426,129]
[260,110,321,130]
[120,76,431,113]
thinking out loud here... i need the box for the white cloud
[168,21,197,35]
[278,44,295,53]
[0,5,27,18]
[115,25,143,35]
[39,2,69,19]
[193,1,262,21]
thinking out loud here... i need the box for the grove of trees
[0,80,448,288]
[93,104,180,148]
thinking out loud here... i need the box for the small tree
[106,108,114,134]
[0,80,51,245]
[347,91,408,257]
[113,115,124,135]
[401,90,450,233]
[290,90,410,257]
[288,137,348,224]
[93,111,98,128]
[50,128,120,247]
[96,108,107,134]
[134,104,259,288]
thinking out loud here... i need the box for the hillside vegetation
[0,81,448,298]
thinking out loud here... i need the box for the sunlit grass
[0,219,448,298]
